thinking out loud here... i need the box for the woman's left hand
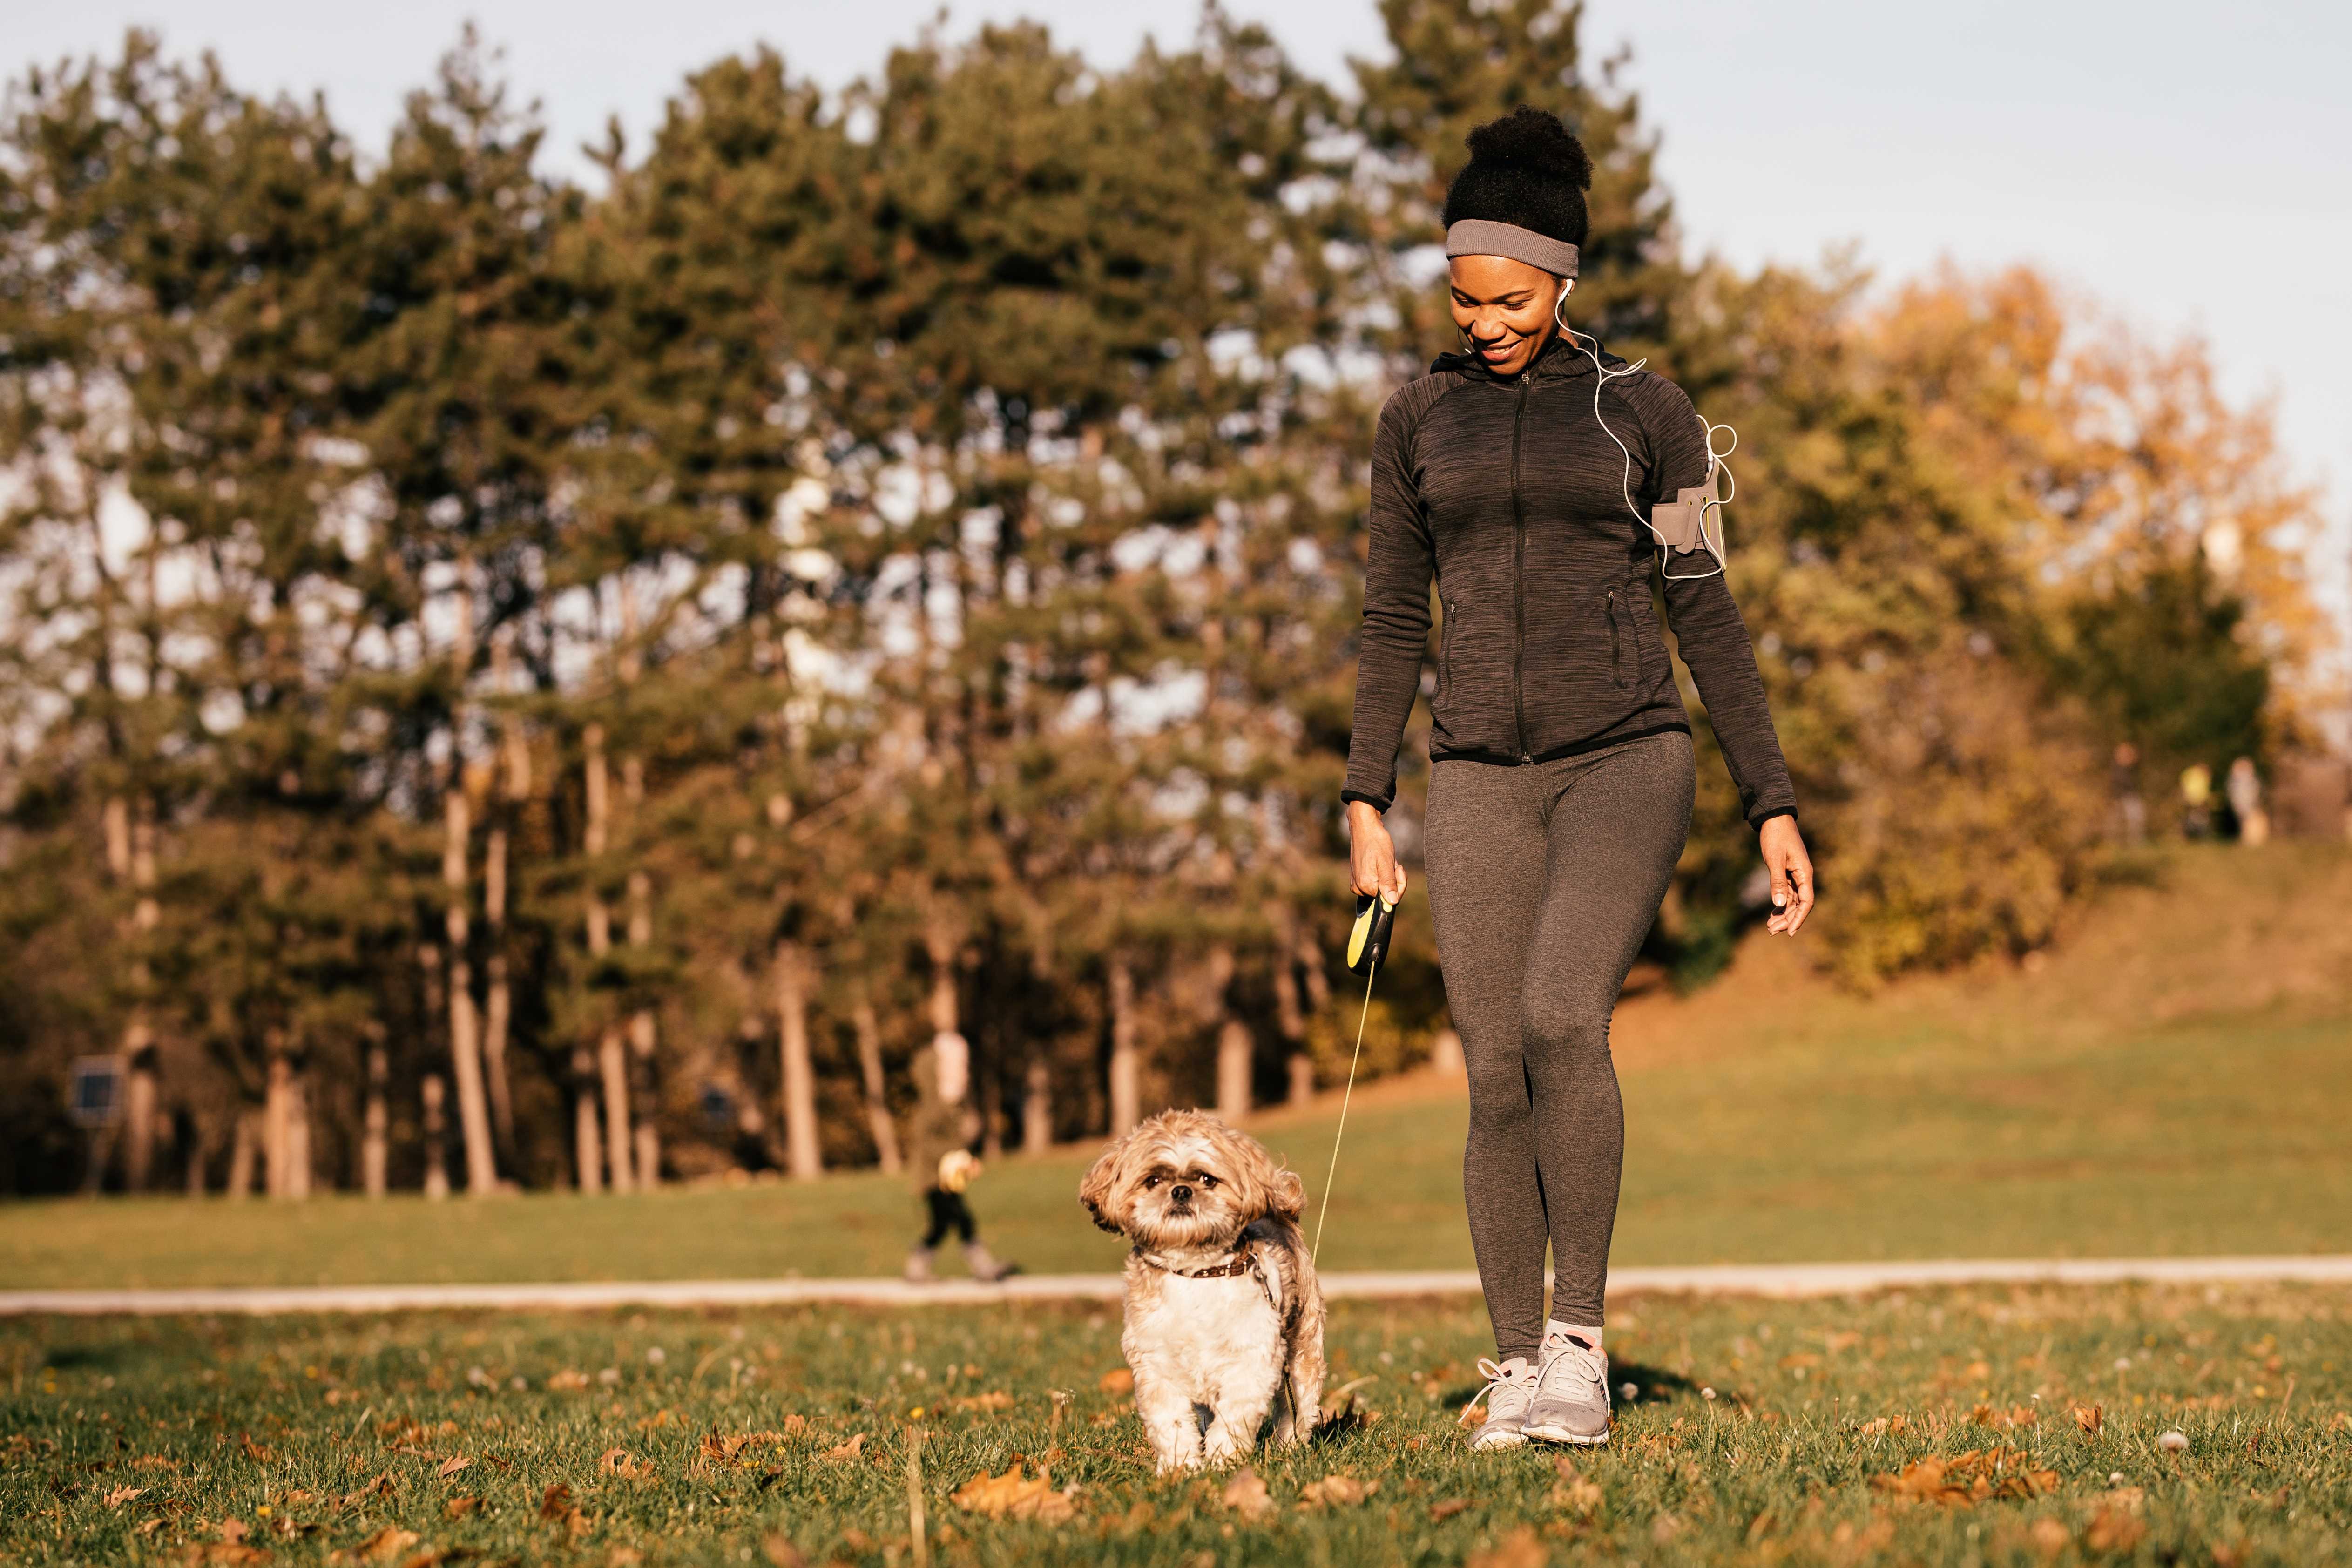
[1758,815,1815,935]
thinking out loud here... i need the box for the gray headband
[1444,220,1580,279]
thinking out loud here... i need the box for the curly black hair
[1440,106,1595,247]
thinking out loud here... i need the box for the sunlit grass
[4,1284,2348,1566]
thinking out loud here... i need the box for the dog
[1078,1109,1326,1473]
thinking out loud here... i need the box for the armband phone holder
[1346,892,1398,975]
[1650,466,1719,554]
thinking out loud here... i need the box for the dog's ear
[1077,1136,1130,1234]
[1268,1166,1306,1223]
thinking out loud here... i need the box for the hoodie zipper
[1510,369,1532,763]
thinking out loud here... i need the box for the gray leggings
[1424,731,1694,1359]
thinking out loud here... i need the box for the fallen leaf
[1872,1459,1974,1507]
[635,1409,676,1433]
[238,1435,276,1465]
[760,1534,806,1568]
[219,1521,251,1545]
[547,1370,590,1392]
[441,1497,483,1519]
[948,1391,1014,1412]
[1098,1369,1134,1396]
[341,1527,419,1564]
[181,1547,270,1566]
[1550,1477,1604,1518]
[137,1517,168,1538]
[2085,1502,2149,1553]
[1429,1499,1471,1522]
[1296,1475,1377,1509]
[950,1462,1075,1523]
[598,1448,656,1481]
[106,1485,148,1508]
[2028,1517,2071,1558]
[133,1456,183,1472]
[537,1484,575,1522]
[2074,1404,2104,1436]
[1651,1513,1685,1543]
[434,1456,471,1481]
[1466,1526,1550,1568]
[820,1434,865,1461]
[1221,1468,1274,1521]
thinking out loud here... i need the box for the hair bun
[1463,106,1593,191]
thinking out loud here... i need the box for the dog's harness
[1134,1242,1277,1309]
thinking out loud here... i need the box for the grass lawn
[4,1284,2349,1566]
[3,844,2348,1289]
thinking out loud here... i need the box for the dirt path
[6,1254,2347,1315]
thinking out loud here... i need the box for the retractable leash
[1309,891,1398,1267]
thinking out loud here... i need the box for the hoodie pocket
[1605,588,1629,689]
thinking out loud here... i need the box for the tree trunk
[1271,905,1315,1107]
[421,1073,450,1200]
[264,1042,293,1199]
[775,939,823,1178]
[1024,1050,1053,1154]
[852,994,902,1173]
[482,824,516,1162]
[115,797,162,1189]
[572,1048,604,1194]
[362,1029,389,1198]
[185,1115,209,1198]
[443,789,497,1194]
[583,723,632,1188]
[285,1065,311,1202]
[627,868,659,1189]
[482,637,527,1163]
[226,1110,258,1200]
[1217,1020,1254,1123]
[1107,949,1139,1136]
[598,1028,634,1192]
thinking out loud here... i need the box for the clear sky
[14,0,2350,631]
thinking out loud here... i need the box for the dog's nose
[1169,1184,1192,1204]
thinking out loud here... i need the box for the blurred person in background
[2179,763,2214,838]
[2110,742,2146,845]
[902,1031,1011,1283]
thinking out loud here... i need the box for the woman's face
[1448,254,1566,377]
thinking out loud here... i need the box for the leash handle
[1310,957,1378,1268]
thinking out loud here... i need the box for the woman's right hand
[1346,801,1407,903]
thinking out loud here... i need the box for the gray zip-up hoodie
[1342,335,1797,829]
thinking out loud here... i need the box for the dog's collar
[1134,1241,1255,1280]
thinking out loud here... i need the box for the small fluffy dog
[1079,1109,1326,1472]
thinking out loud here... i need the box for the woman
[1343,107,1815,1450]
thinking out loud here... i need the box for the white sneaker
[1465,1357,1538,1451]
[1523,1331,1610,1445]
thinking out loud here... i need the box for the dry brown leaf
[547,1370,590,1392]
[1296,1475,1378,1509]
[760,1534,806,1568]
[181,1546,270,1566]
[2027,1517,2071,1558]
[1872,1459,1974,1507]
[1429,1499,1471,1523]
[335,1527,419,1565]
[597,1447,656,1482]
[1466,1526,1550,1568]
[434,1455,470,1480]
[2073,1404,2104,1436]
[218,1521,251,1545]
[948,1391,1014,1412]
[441,1497,483,1519]
[238,1435,276,1465]
[635,1409,676,1433]
[105,1485,148,1508]
[1098,1368,1134,1396]
[950,1462,1075,1523]
[138,1517,169,1538]
[1220,1468,1274,1521]
[538,1483,575,1521]
[820,1434,865,1461]
[2086,1501,2149,1553]
[1550,1477,1605,1518]
[134,1456,183,1472]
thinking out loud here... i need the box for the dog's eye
[1142,1174,1160,1189]
[1194,1172,1218,1189]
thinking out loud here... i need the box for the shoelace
[1460,1357,1530,1427]
[1535,1339,1608,1403]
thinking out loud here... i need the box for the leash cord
[1310,958,1378,1267]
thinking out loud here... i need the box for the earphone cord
[1556,293,1734,581]
[1309,959,1378,1269]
